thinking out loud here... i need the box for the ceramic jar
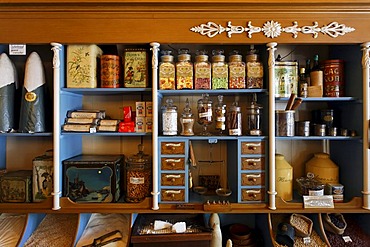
[275,154,293,201]
[305,152,339,184]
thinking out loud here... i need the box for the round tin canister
[313,124,326,136]
[274,61,298,97]
[276,110,295,136]
[100,54,121,88]
[295,121,310,136]
[322,59,344,97]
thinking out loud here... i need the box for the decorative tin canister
[274,61,298,97]
[275,154,293,201]
[322,59,344,97]
[275,110,295,136]
[295,121,310,136]
[100,55,121,88]
[305,152,339,184]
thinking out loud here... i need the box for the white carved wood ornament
[190,21,355,39]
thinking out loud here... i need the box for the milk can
[275,154,293,201]
[125,144,152,202]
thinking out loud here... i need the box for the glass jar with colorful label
[176,48,193,89]
[246,46,263,89]
[159,50,175,90]
[161,98,178,135]
[194,50,211,89]
[228,50,246,89]
[211,49,228,89]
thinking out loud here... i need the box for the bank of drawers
[159,140,188,203]
[239,139,266,203]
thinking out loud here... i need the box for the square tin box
[33,152,53,202]
[0,170,32,203]
[123,49,148,88]
[63,155,124,203]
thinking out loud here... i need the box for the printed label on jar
[308,189,324,196]
[216,116,225,121]
[199,111,212,118]
[130,177,145,184]
[229,128,241,136]
[182,118,193,123]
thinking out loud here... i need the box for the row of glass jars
[159,48,264,90]
[161,94,263,136]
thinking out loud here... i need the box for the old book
[65,117,101,125]
[62,124,97,132]
[66,109,105,119]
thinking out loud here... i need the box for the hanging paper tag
[9,44,26,55]
[342,236,352,243]
[303,237,311,244]
[89,127,97,133]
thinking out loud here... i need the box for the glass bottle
[299,67,308,98]
[246,45,263,89]
[227,101,242,136]
[159,50,175,90]
[176,48,193,89]
[229,50,246,89]
[211,49,228,89]
[180,98,195,136]
[246,93,262,136]
[305,59,311,86]
[197,93,213,135]
[194,50,211,89]
[310,54,323,96]
[215,95,226,135]
[161,98,177,135]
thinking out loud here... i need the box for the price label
[342,236,352,243]
[9,44,26,55]
[89,127,97,133]
[303,237,311,244]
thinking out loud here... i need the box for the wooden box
[123,49,148,88]
[131,214,212,247]
[66,44,103,88]
[63,155,123,203]
[0,170,32,203]
[33,151,53,202]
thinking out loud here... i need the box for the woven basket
[289,213,313,237]
[323,213,347,235]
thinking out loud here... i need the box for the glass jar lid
[182,98,193,118]
[229,50,243,62]
[195,50,209,62]
[161,50,174,62]
[178,48,191,61]
[212,49,226,62]
[161,98,177,111]
[126,144,151,165]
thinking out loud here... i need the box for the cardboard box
[135,116,146,132]
[136,102,146,117]
[146,101,153,117]
[63,155,124,203]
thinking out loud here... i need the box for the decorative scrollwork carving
[190,20,355,39]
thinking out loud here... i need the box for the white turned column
[361,42,370,210]
[150,42,160,210]
[267,42,277,210]
[50,42,62,210]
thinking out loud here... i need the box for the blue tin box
[63,155,123,203]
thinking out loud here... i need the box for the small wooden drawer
[241,188,265,202]
[161,158,185,170]
[241,157,265,170]
[241,141,265,154]
[241,173,265,186]
[161,189,185,201]
[161,173,185,186]
[161,142,185,155]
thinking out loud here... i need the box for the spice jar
[246,93,262,136]
[159,50,175,90]
[296,173,325,196]
[161,98,177,135]
[215,95,226,135]
[194,50,211,89]
[228,50,246,89]
[246,45,263,89]
[275,154,293,201]
[227,101,242,136]
[197,93,213,135]
[180,98,195,136]
[176,48,193,89]
[125,144,152,202]
[211,49,228,89]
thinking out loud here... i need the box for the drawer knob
[171,163,176,167]
[171,178,176,182]
[249,162,257,166]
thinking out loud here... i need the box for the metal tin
[314,124,326,136]
[100,54,121,88]
[295,121,310,136]
[322,59,344,97]
[274,61,298,97]
[275,110,295,136]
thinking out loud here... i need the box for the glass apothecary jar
[215,95,226,135]
[229,50,246,89]
[180,98,195,136]
[246,93,262,136]
[176,48,193,89]
[125,144,152,203]
[161,98,178,135]
[227,101,242,136]
[197,93,213,135]
[211,49,228,89]
[246,45,263,89]
[159,50,175,90]
[194,50,211,89]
